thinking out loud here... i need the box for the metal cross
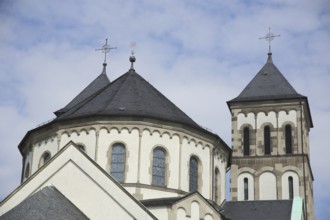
[259,27,280,53]
[95,38,117,64]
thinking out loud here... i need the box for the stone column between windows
[94,129,100,162]
[137,131,142,183]
[276,112,279,155]
[254,113,257,156]
[178,136,183,190]
[210,146,213,200]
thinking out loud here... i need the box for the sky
[0,0,329,218]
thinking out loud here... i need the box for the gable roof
[229,53,304,103]
[2,142,157,220]
[55,64,110,116]
[141,191,219,211]
[0,186,89,220]
[221,200,292,220]
[55,68,200,129]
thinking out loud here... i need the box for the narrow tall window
[152,148,166,186]
[244,178,249,200]
[243,127,250,156]
[215,168,220,203]
[110,143,126,182]
[264,126,271,155]
[189,157,198,192]
[24,163,30,179]
[285,125,292,154]
[39,152,51,168]
[288,176,294,199]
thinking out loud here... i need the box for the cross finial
[259,27,280,53]
[95,38,117,65]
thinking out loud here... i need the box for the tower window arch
[39,152,51,168]
[244,178,249,200]
[110,143,126,183]
[264,126,271,155]
[189,156,199,192]
[243,127,250,156]
[288,176,294,199]
[152,147,166,186]
[285,125,292,154]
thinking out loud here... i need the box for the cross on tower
[95,38,117,64]
[259,27,280,53]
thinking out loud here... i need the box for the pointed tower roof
[229,53,304,103]
[54,63,110,116]
[55,59,200,129]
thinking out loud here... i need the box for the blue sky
[0,0,329,219]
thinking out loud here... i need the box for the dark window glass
[189,157,198,192]
[215,168,220,202]
[110,143,126,182]
[43,152,51,164]
[152,148,166,186]
[288,176,294,199]
[77,144,85,151]
[25,163,30,179]
[243,127,250,156]
[264,126,271,155]
[244,178,248,200]
[285,125,292,154]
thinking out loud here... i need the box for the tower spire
[95,38,117,74]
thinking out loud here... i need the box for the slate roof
[0,186,89,220]
[221,200,292,220]
[55,67,200,129]
[229,53,304,103]
[55,64,110,116]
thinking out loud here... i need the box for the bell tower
[227,52,314,219]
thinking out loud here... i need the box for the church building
[0,43,314,219]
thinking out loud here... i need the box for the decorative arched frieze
[100,126,110,133]
[280,166,302,176]
[254,166,275,176]
[237,167,256,175]
[142,128,152,135]
[237,112,255,129]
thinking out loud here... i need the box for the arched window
[39,152,51,168]
[243,127,250,156]
[285,125,292,154]
[244,178,249,200]
[264,126,271,155]
[152,147,166,186]
[110,143,126,182]
[189,156,198,192]
[288,176,294,199]
[24,163,30,179]
[215,168,221,203]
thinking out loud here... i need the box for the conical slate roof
[55,63,110,116]
[55,67,200,129]
[229,53,304,102]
